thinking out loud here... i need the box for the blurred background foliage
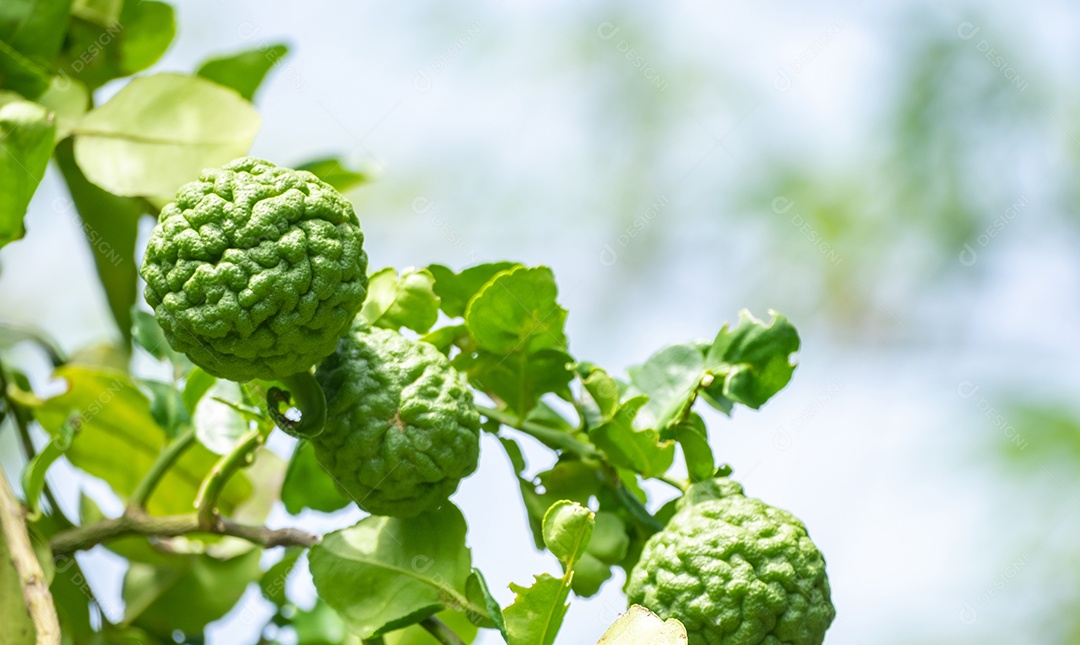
[1,0,1077,643]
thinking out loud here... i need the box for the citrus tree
[0,3,834,644]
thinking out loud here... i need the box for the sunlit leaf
[73,73,260,197]
[196,43,288,101]
[360,267,440,333]
[0,98,54,249]
[596,605,687,644]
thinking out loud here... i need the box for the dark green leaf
[140,379,188,437]
[589,396,675,478]
[131,309,185,365]
[296,156,369,193]
[56,1,175,90]
[281,440,352,514]
[0,0,72,61]
[465,568,507,636]
[196,43,288,101]
[0,530,35,644]
[0,40,51,98]
[460,347,573,418]
[122,548,262,637]
[703,310,800,410]
[54,138,143,344]
[428,262,519,318]
[0,98,54,249]
[360,267,440,333]
[309,504,485,638]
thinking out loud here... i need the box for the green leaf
[0,98,54,249]
[281,439,352,514]
[577,364,621,426]
[465,568,507,636]
[309,504,485,638]
[385,611,480,645]
[428,262,520,318]
[132,308,189,368]
[140,379,188,437]
[57,1,175,90]
[596,605,687,644]
[0,530,36,644]
[420,323,468,355]
[568,553,610,598]
[0,0,72,61]
[589,396,675,478]
[73,73,261,198]
[630,344,705,431]
[503,573,570,645]
[703,310,800,410]
[196,43,288,101]
[465,266,567,355]
[181,367,215,413]
[459,347,573,418]
[0,39,51,98]
[296,156,369,193]
[54,138,144,344]
[587,511,629,565]
[542,500,594,568]
[122,548,262,637]
[260,546,303,607]
[292,599,357,645]
[673,412,714,483]
[25,364,251,516]
[193,378,248,454]
[70,0,121,27]
[36,75,88,140]
[360,267,440,333]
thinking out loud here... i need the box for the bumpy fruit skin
[312,325,481,517]
[627,479,834,645]
[140,157,368,382]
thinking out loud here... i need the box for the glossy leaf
[459,347,573,418]
[309,504,485,638]
[673,413,714,483]
[465,568,507,636]
[0,98,54,249]
[73,73,260,197]
[196,43,288,101]
[360,267,440,333]
[629,343,705,431]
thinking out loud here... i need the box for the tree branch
[48,509,320,557]
[420,616,467,645]
[0,465,61,644]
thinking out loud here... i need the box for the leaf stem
[266,371,327,439]
[655,474,689,492]
[128,427,197,511]
[195,427,263,529]
[476,405,600,460]
[420,616,467,645]
[0,464,61,644]
[48,509,320,556]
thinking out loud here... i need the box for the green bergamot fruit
[312,325,481,517]
[140,157,368,382]
[627,478,835,645]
